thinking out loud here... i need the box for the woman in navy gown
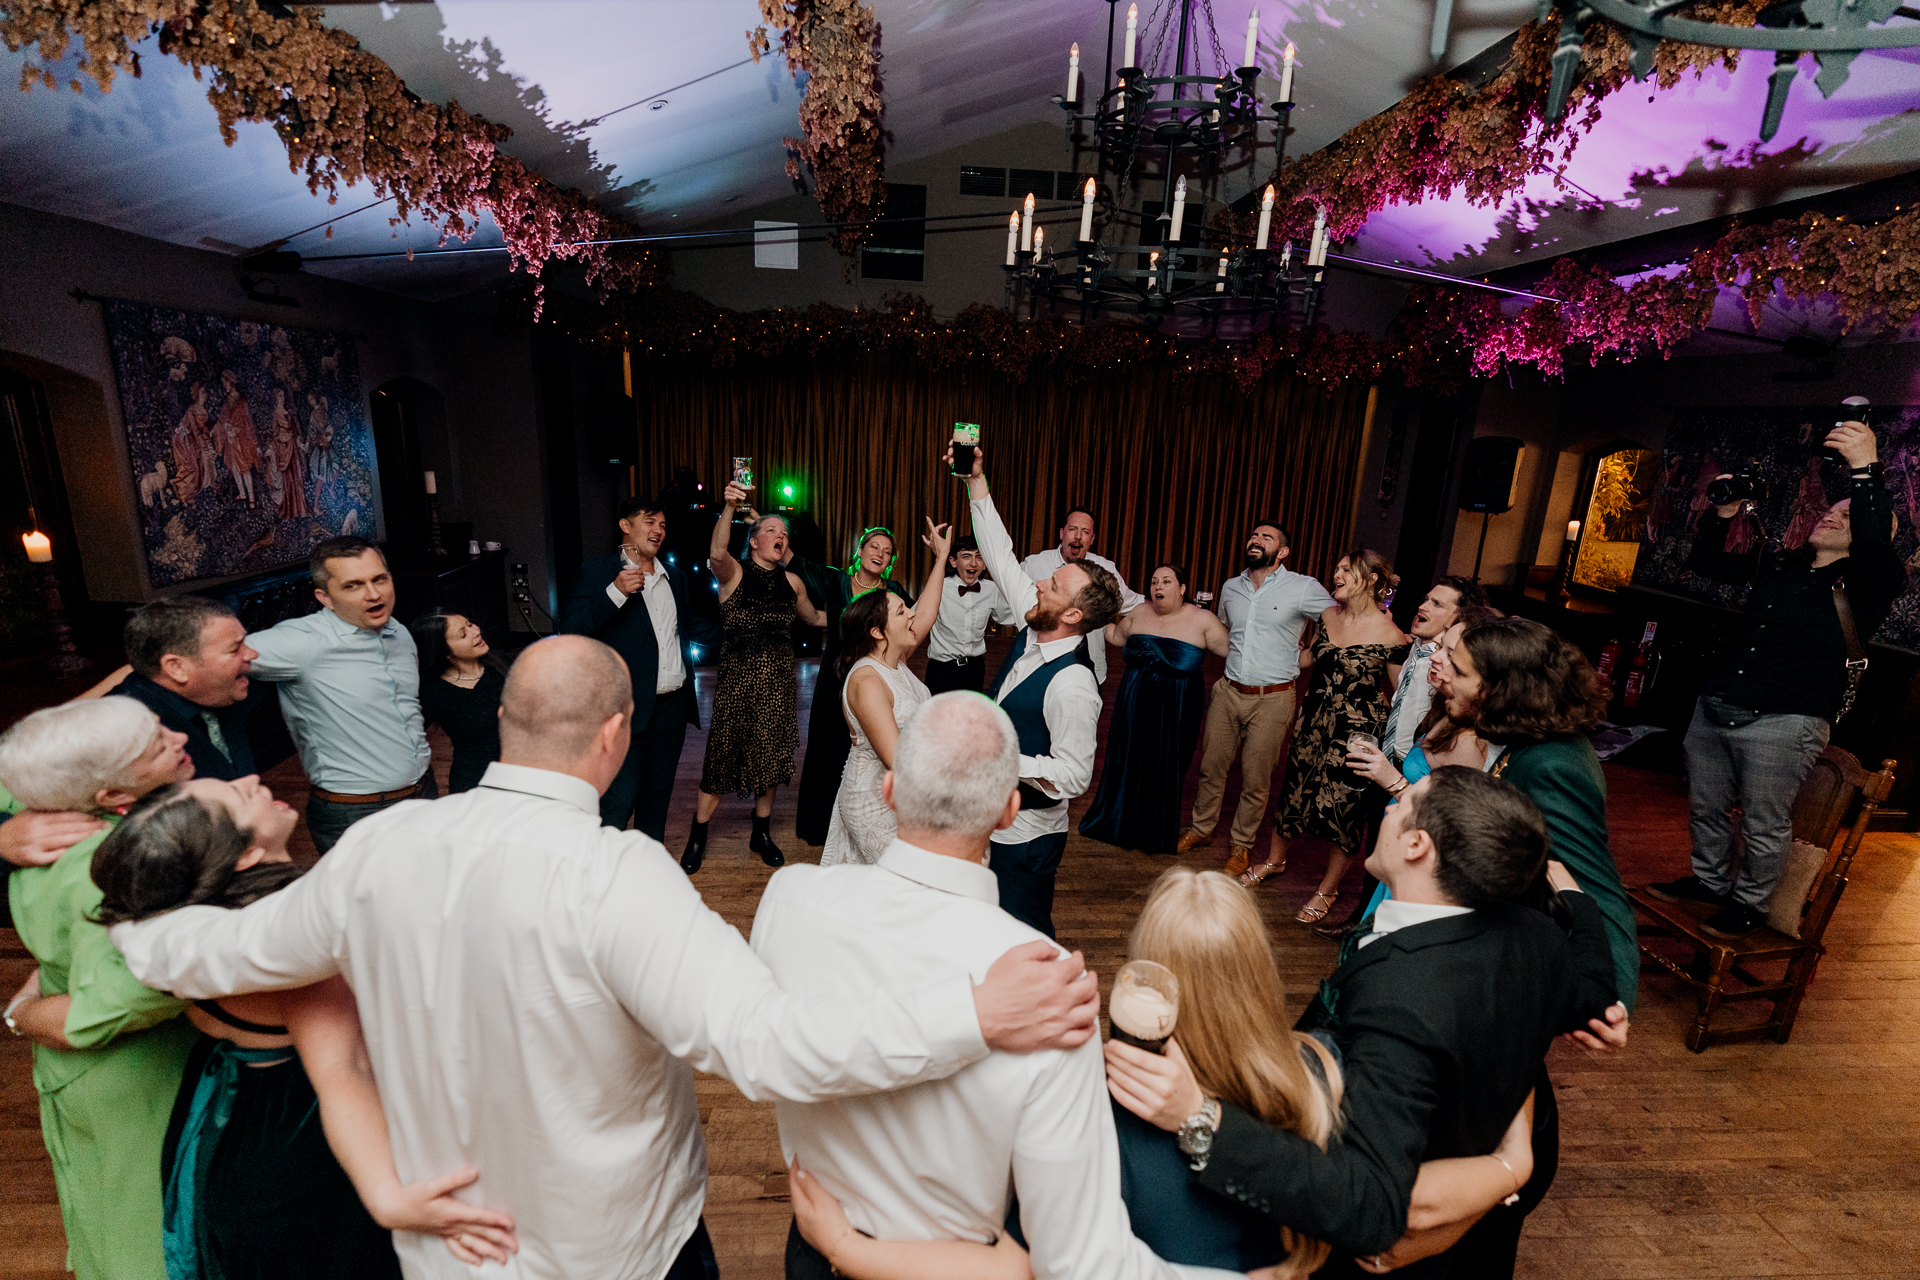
[1080,564,1228,854]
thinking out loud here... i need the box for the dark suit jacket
[560,555,703,730]
[111,670,271,782]
[1193,895,1617,1260]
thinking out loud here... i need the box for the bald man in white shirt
[112,636,1100,1280]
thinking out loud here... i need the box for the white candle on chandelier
[1033,224,1045,256]
[1279,42,1296,103]
[1254,184,1274,249]
[1124,3,1138,67]
[424,469,437,495]
[1149,249,1159,288]
[1243,8,1259,68]
[1169,175,1188,242]
[1067,43,1079,102]
[1006,210,1019,265]
[1280,240,1292,270]
[1216,254,1229,292]
[1079,177,1096,241]
[1308,206,1328,266]
[1566,520,1581,542]
[1020,192,1035,252]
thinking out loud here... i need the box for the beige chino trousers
[1188,679,1296,851]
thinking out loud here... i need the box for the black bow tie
[957,583,983,595]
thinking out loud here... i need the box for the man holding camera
[1649,415,1903,939]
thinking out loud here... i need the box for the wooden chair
[1629,746,1898,1053]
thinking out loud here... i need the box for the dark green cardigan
[1493,735,1640,1012]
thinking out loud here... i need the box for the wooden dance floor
[4,641,1919,1279]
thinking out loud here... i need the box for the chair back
[1795,750,1898,948]
[1790,746,1873,851]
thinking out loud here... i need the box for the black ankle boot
[749,814,784,868]
[681,821,708,875]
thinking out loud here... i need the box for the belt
[309,778,426,805]
[928,654,982,665]
[1225,678,1295,696]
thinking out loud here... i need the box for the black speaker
[1457,436,1523,514]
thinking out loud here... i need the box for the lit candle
[1067,43,1079,102]
[1079,177,1096,241]
[1149,250,1159,289]
[1254,184,1274,249]
[424,469,437,495]
[1216,254,1228,292]
[1280,240,1292,270]
[1279,41,1295,103]
[1006,210,1019,264]
[1020,192,1035,252]
[1566,520,1581,541]
[1308,206,1327,266]
[1124,3,1138,67]
[1169,175,1187,243]
[1243,8,1259,68]
[21,531,51,563]
[1033,224,1045,256]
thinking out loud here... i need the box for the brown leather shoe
[1175,828,1212,855]
[1224,846,1251,879]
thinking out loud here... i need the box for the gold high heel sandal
[1237,860,1284,888]
[1295,891,1338,924]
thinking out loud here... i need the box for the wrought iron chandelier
[1000,0,1328,336]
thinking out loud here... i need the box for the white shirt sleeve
[244,618,321,682]
[1019,665,1101,800]
[111,834,358,995]
[1107,565,1146,616]
[1018,552,1050,583]
[989,581,1018,628]
[972,496,1039,623]
[594,854,989,1102]
[606,579,631,608]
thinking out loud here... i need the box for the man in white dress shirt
[247,536,433,853]
[956,446,1121,937]
[1176,520,1336,879]
[757,692,1241,1280]
[1019,507,1143,685]
[924,535,1017,695]
[111,634,1101,1280]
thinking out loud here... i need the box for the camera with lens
[1705,471,1769,507]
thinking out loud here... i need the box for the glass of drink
[1195,591,1215,611]
[1345,732,1379,791]
[731,456,754,490]
[1109,959,1180,1054]
[950,423,981,477]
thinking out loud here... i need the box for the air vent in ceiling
[959,166,1007,197]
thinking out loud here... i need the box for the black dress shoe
[1646,875,1724,906]
[681,822,708,875]
[1311,918,1356,942]
[749,816,785,869]
[1701,900,1767,940]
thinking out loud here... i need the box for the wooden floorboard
[3,638,1917,1279]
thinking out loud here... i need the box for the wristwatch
[1177,1096,1223,1171]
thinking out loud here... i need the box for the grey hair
[0,699,163,811]
[890,692,1021,836]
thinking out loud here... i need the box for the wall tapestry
[104,301,383,588]
[1633,404,1920,653]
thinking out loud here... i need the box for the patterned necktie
[1382,641,1435,760]
[1310,911,1379,1031]
[200,711,231,762]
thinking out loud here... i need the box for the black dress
[1080,635,1207,854]
[418,668,505,793]
[162,1032,402,1280]
[701,560,801,797]
[786,555,912,845]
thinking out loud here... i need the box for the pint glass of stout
[1109,959,1180,1054]
[950,422,981,477]
[731,456,754,490]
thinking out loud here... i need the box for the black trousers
[991,830,1068,938]
[666,1220,720,1280]
[784,1219,837,1280]
[305,770,437,855]
[924,654,986,696]
[599,687,692,841]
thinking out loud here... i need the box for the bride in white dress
[821,519,953,866]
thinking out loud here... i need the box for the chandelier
[999,0,1330,335]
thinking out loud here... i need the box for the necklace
[851,568,882,592]
[447,666,484,685]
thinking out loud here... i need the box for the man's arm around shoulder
[560,557,622,635]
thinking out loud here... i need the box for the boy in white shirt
[924,535,1016,695]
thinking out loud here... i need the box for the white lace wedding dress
[820,656,930,866]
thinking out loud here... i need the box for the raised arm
[710,481,746,591]
[285,977,520,1266]
[905,518,953,647]
[951,444,1039,622]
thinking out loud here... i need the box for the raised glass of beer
[1109,959,1180,1054]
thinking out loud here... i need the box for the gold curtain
[633,355,1370,596]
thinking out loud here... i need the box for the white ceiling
[0,0,1913,319]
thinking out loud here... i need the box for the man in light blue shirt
[1176,519,1334,877]
[248,535,433,852]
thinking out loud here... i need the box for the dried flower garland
[0,0,663,306]
[749,0,886,255]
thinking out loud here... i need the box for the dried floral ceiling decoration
[749,0,886,256]
[0,0,663,307]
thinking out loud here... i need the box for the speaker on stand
[1457,436,1523,584]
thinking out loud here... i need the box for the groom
[950,444,1121,937]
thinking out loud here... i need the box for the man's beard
[1245,546,1276,569]
[1061,544,1087,563]
[1445,689,1479,726]
[1027,600,1066,632]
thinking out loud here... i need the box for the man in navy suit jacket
[561,495,705,839]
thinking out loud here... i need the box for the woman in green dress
[0,698,198,1280]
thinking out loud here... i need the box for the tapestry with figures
[105,300,383,587]
[1631,404,1920,652]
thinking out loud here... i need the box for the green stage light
[781,482,795,499]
